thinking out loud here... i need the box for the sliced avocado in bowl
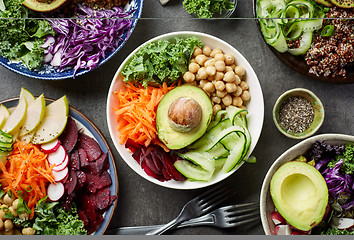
[156,85,213,150]
[23,0,71,12]
[270,161,328,231]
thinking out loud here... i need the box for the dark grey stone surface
[1,0,354,236]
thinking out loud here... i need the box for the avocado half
[270,161,328,231]
[23,0,70,12]
[156,85,213,150]
[329,0,354,8]
[314,0,333,6]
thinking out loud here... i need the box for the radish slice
[47,182,64,201]
[337,218,354,229]
[52,155,69,172]
[53,167,68,182]
[271,211,285,225]
[41,139,61,154]
[48,145,66,166]
[274,225,291,235]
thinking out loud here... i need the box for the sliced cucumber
[288,31,313,55]
[174,160,214,181]
[222,131,247,173]
[177,151,215,173]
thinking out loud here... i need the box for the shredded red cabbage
[44,4,134,77]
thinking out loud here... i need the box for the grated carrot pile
[113,82,174,151]
[0,140,55,218]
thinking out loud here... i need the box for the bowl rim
[0,97,119,235]
[272,88,325,139]
[260,133,354,235]
[106,31,264,190]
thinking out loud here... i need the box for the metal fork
[145,186,229,235]
[108,202,260,235]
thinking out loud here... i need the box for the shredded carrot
[113,82,176,152]
[0,140,55,218]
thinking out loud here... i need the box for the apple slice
[19,130,35,143]
[1,98,27,135]
[47,182,64,201]
[19,87,35,105]
[19,94,46,136]
[32,96,69,144]
[0,105,10,129]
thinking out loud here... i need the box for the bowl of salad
[253,0,354,83]
[107,31,264,190]
[0,0,143,80]
[0,88,118,235]
[260,134,354,235]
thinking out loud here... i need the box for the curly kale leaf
[328,144,354,175]
[183,0,235,18]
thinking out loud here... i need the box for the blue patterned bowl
[0,0,143,80]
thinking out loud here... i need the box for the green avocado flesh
[23,0,68,12]
[330,0,354,8]
[270,161,328,231]
[156,85,213,150]
[314,0,333,6]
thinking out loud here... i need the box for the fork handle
[145,218,180,235]
[107,214,215,235]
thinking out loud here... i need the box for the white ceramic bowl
[106,31,264,189]
[260,133,354,235]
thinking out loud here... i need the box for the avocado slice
[156,85,213,150]
[314,0,333,6]
[23,0,70,12]
[329,0,354,8]
[270,161,328,231]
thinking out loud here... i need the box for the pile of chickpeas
[0,193,35,235]
[183,46,251,115]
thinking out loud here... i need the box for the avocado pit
[168,97,202,133]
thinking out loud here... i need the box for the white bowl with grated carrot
[106,31,265,189]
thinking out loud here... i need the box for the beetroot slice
[85,153,108,175]
[86,171,112,193]
[65,169,77,195]
[78,209,89,226]
[125,139,141,153]
[78,148,89,168]
[141,160,165,182]
[89,187,111,210]
[60,117,78,153]
[77,133,102,162]
[144,155,161,176]
[76,170,87,188]
[70,150,80,171]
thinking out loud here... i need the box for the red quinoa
[305,7,354,77]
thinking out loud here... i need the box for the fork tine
[226,206,260,215]
[199,191,229,213]
[226,216,261,228]
[232,202,259,209]
[228,211,260,222]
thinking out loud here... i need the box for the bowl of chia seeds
[273,88,325,139]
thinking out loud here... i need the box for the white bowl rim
[106,31,264,190]
[260,133,354,235]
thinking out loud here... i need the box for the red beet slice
[78,148,89,168]
[78,209,89,226]
[86,171,112,193]
[159,151,186,181]
[162,166,172,180]
[86,153,108,175]
[77,133,102,162]
[65,169,77,195]
[151,149,164,172]
[144,155,161,176]
[76,170,87,187]
[89,187,111,210]
[125,139,141,153]
[70,150,80,170]
[59,117,78,153]
[141,160,165,181]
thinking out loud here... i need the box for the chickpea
[190,58,196,63]
[241,90,251,101]
[207,75,215,81]
[224,53,235,65]
[199,79,208,88]
[186,81,197,87]
[222,94,232,106]
[196,67,208,80]
[204,59,215,67]
[0,210,5,220]
[214,53,225,62]
[213,104,222,114]
[225,83,237,93]
[202,46,212,56]
[215,61,226,72]
[189,62,200,73]
[210,48,222,58]
[223,71,236,83]
[225,66,233,73]
[232,96,243,107]
[12,199,19,210]
[205,66,216,76]
[3,194,15,206]
[8,207,16,218]
[216,90,227,98]
[211,96,221,104]
[214,81,225,91]
[233,86,243,97]
[0,219,3,231]
[18,212,29,221]
[183,71,195,83]
[195,54,208,66]
[193,47,202,57]
[22,227,35,235]
[240,81,249,90]
[235,74,241,85]
[203,82,215,93]
[4,220,13,231]
[215,72,224,81]
[235,65,246,77]
[230,64,236,70]
[240,105,247,110]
